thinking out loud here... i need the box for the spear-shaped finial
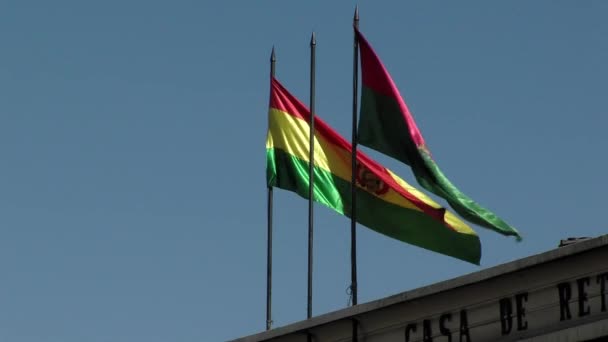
[310,32,316,46]
[270,46,276,78]
[354,5,359,22]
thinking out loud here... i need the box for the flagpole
[307,32,316,321]
[266,46,276,331]
[351,6,360,342]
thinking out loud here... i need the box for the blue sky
[1,1,607,341]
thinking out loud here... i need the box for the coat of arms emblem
[356,162,389,195]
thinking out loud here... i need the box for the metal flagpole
[307,32,316,321]
[266,46,276,331]
[351,6,360,342]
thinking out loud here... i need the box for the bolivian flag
[266,78,481,265]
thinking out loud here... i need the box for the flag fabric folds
[266,78,481,264]
[355,29,521,240]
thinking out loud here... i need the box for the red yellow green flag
[356,28,521,240]
[266,78,481,265]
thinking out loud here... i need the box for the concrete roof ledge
[230,234,608,342]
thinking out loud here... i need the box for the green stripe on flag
[267,147,481,265]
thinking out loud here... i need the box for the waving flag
[267,77,481,264]
[356,28,521,240]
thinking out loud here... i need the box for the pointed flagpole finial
[354,5,359,22]
[310,32,316,46]
[270,46,276,78]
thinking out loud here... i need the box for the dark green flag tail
[417,151,522,241]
